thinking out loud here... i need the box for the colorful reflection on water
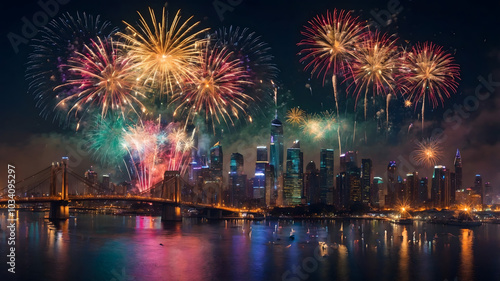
[1,212,500,281]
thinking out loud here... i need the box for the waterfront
[1,211,500,281]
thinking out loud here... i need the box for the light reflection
[398,227,409,281]
[459,228,474,281]
[338,244,349,280]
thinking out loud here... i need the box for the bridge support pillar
[49,201,69,220]
[161,204,181,222]
[206,209,223,220]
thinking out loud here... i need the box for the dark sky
[1,0,499,189]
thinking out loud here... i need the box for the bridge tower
[49,157,70,220]
[161,171,182,221]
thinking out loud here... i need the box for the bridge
[1,157,264,221]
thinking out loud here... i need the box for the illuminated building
[283,140,303,206]
[229,153,246,207]
[454,149,462,192]
[418,177,429,206]
[385,161,397,207]
[361,159,373,205]
[253,146,268,205]
[305,161,320,204]
[320,149,334,204]
[371,177,383,207]
[209,142,223,181]
[474,174,483,204]
[270,111,284,205]
[432,165,452,208]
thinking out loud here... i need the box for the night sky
[1,0,499,188]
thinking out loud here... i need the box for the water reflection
[398,227,409,281]
[459,228,474,281]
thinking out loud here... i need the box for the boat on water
[391,218,413,225]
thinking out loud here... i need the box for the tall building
[229,153,246,207]
[371,177,383,207]
[304,161,320,204]
[385,161,397,207]
[283,142,303,206]
[209,142,223,180]
[432,165,452,208]
[361,159,373,205]
[454,149,462,192]
[102,174,110,193]
[336,172,348,209]
[406,172,419,207]
[270,112,284,205]
[418,177,429,206]
[485,182,493,205]
[320,149,335,204]
[340,151,357,173]
[474,174,483,204]
[253,146,268,205]
[230,153,244,175]
[84,168,98,194]
[348,167,362,203]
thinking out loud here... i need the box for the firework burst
[301,110,337,141]
[286,107,306,125]
[400,42,460,132]
[119,8,208,96]
[86,114,129,167]
[122,120,194,192]
[413,137,443,166]
[171,44,252,131]
[26,12,117,124]
[298,9,365,118]
[348,31,400,120]
[55,37,146,123]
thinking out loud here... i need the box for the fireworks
[55,37,146,123]
[298,9,365,117]
[122,120,194,192]
[286,107,306,125]
[171,44,252,130]
[26,12,117,124]
[212,26,277,87]
[86,115,128,167]
[119,8,208,96]
[400,42,460,132]
[349,31,400,120]
[301,110,337,141]
[413,137,443,166]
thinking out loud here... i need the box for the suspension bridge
[0,157,264,221]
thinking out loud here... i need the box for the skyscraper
[209,142,223,180]
[253,146,268,205]
[386,161,397,207]
[229,153,247,208]
[304,161,320,204]
[340,151,357,173]
[454,149,462,192]
[320,149,335,204]
[371,177,383,207]
[418,177,429,206]
[474,174,483,204]
[432,165,452,208]
[361,159,373,205]
[270,112,284,205]
[283,142,303,206]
